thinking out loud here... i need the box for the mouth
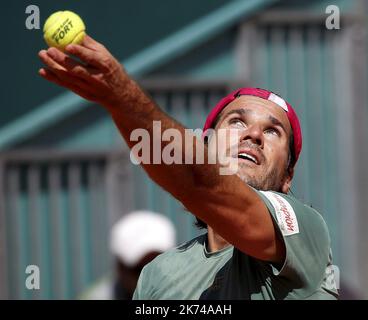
[237,150,260,165]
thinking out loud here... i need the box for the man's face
[209,96,293,193]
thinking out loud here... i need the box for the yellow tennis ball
[43,11,86,51]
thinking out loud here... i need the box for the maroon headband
[203,87,302,164]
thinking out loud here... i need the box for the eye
[229,118,246,128]
[264,128,280,136]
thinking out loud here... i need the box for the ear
[281,166,294,194]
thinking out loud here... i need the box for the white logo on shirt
[260,191,299,236]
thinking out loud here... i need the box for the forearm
[106,77,221,201]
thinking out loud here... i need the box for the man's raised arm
[38,35,285,263]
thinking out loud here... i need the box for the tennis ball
[43,11,86,51]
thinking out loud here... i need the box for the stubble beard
[236,162,286,192]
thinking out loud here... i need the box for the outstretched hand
[38,34,131,110]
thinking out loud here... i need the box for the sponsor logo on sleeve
[260,191,299,236]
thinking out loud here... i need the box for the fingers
[81,34,106,52]
[39,68,98,102]
[38,66,84,91]
[42,47,110,89]
[39,49,89,88]
[38,34,118,104]
[39,67,62,84]
[65,43,110,72]
[46,47,92,80]
[38,50,66,72]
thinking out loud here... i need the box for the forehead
[219,95,291,133]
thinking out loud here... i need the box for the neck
[206,226,231,252]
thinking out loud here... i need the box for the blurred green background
[0,0,367,299]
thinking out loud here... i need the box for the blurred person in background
[81,210,176,299]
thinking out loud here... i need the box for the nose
[240,124,264,148]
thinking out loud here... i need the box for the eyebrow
[222,108,251,118]
[268,115,287,133]
[222,108,288,133]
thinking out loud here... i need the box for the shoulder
[258,189,323,219]
[257,190,330,243]
[252,191,335,297]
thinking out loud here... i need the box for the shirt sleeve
[256,190,333,292]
